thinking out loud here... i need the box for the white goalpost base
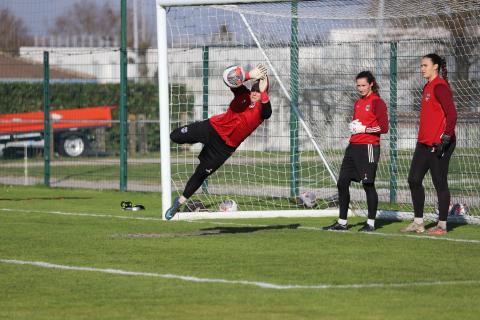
[171,209,480,225]
[170,209,339,221]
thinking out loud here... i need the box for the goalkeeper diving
[165,64,271,220]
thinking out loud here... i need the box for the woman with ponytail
[401,53,457,235]
[323,71,388,232]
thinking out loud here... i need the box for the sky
[0,0,124,36]
[0,0,369,38]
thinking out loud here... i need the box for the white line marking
[0,207,163,222]
[2,207,480,244]
[1,259,479,290]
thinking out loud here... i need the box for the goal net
[156,0,480,222]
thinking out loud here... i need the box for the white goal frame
[155,0,480,225]
[156,0,331,220]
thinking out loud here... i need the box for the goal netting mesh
[158,0,480,220]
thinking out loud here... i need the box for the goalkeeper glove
[246,64,267,81]
[348,119,366,134]
[432,133,451,158]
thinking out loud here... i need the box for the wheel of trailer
[58,134,88,157]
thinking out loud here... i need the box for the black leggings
[408,142,456,222]
[338,178,378,220]
[170,120,235,199]
[337,144,380,220]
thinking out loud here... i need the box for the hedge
[0,82,194,120]
[0,82,194,153]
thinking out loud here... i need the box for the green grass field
[1,185,479,319]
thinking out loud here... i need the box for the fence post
[290,0,299,199]
[43,51,50,187]
[120,0,128,191]
[202,45,209,194]
[389,42,398,204]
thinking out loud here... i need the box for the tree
[0,8,32,55]
[49,0,153,81]
[49,1,137,47]
[368,0,480,110]
[215,24,233,44]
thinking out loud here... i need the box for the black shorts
[338,143,380,184]
[170,120,236,172]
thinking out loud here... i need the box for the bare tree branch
[0,8,32,55]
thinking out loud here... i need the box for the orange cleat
[426,226,447,235]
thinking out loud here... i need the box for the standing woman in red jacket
[324,71,389,232]
[401,53,457,235]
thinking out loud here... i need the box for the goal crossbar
[156,0,290,7]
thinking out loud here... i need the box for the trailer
[0,106,115,157]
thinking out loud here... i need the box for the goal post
[156,0,292,216]
[156,0,340,220]
[156,0,480,224]
[156,3,172,216]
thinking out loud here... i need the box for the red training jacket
[418,76,457,146]
[349,92,389,145]
[209,86,265,148]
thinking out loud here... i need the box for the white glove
[259,75,269,93]
[248,64,267,80]
[348,119,366,134]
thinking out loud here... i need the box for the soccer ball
[449,203,468,216]
[219,199,238,212]
[298,191,316,208]
[222,65,245,88]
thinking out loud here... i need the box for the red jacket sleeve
[434,84,457,137]
[365,99,389,134]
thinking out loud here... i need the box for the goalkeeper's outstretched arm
[261,100,272,120]
[260,75,271,119]
[230,85,249,96]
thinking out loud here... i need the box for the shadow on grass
[199,223,301,235]
[115,224,301,239]
[338,219,400,231]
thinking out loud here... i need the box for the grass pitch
[1,185,479,320]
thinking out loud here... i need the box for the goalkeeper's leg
[183,162,216,199]
[429,141,456,230]
[170,140,234,215]
[408,144,431,221]
[323,147,355,231]
[363,182,378,220]
[183,137,235,198]
[400,143,430,231]
[170,120,211,145]
[358,145,380,230]
[322,175,351,231]
[166,162,215,220]
[337,176,351,221]
[337,145,358,222]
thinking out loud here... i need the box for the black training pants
[170,120,235,198]
[408,141,456,222]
